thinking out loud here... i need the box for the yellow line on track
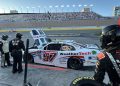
[0,28,101,32]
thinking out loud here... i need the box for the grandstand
[0,9,118,28]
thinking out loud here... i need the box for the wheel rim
[69,59,80,69]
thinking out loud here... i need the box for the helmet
[100,24,120,49]
[16,33,22,39]
[2,35,8,40]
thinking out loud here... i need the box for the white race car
[27,29,100,70]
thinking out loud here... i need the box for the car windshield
[0,0,119,86]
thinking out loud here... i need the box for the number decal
[43,51,57,62]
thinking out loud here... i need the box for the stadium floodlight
[2,8,5,13]
[55,5,59,8]
[32,7,35,13]
[38,6,41,13]
[55,5,59,12]
[66,5,70,12]
[0,9,1,13]
[66,5,70,8]
[84,5,87,7]
[60,5,64,12]
[90,4,94,7]
[61,5,64,8]
[89,4,94,11]
[49,6,53,8]
[26,6,29,13]
[72,4,76,7]
[49,6,53,12]
[72,4,76,12]
[20,7,22,13]
[44,6,47,13]
[78,4,82,7]
[0,9,2,13]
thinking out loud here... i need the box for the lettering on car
[60,52,92,56]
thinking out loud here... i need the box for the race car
[27,29,100,70]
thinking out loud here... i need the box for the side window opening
[34,39,40,46]
[46,38,52,42]
[32,30,39,35]
[40,38,45,44]
[44,44,61,51]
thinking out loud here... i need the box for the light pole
[55,5,59,13]
[90,4,94,11]
[44,6,47,13]
[83,5,88,12]
[9,7,11,13]
[72,4,76,12]
[20,7,23,13]
[60,5,64,12]
[78,4,82,12]
[2,8,5,13]
[84,5,87,7]
[26,7,29,13]
[66,5,70,12]
[49,5,53,13]
[32,7,35,13]
[38,6,41,13]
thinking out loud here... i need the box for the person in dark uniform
[94,25,120,86]
[9,33,25,73]
[1,35,12,66]
[0,40,5,68]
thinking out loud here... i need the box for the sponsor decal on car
[60,53,78,55]
[60,52,93,56]
[92,50,97,55]
[79,52,91,55]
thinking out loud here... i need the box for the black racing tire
[68,58,83,70]
[27,53,34,63]
[23,53,34,63]
[70,77,103,86]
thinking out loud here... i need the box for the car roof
[46,40,84,48]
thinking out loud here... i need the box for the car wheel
[68,58,83,70]
[70,77,103,86]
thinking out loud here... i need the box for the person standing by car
[94,25,120,86]
[1,35,12,67]
[9,33,25,73]
[0,39,6,68]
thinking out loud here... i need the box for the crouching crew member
[94,25,120,86]
[9,33,25,73]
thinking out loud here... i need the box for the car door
[39,43,60,65]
